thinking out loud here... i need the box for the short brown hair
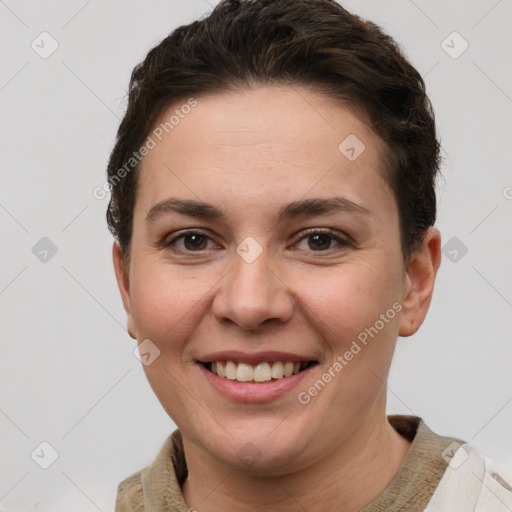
[106,0,441,267]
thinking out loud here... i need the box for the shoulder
[425,442,512,511]
[115,470,144,512]
[114,429,186,512]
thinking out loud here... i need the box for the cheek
[129,267,212,422]
[129,264,211,350]
[295,260,401,345]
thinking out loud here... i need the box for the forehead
[135,85,394,217]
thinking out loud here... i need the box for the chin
[194,416,318,474]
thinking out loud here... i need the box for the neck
[182,414,412,512]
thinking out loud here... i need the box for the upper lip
[197,350,318,365]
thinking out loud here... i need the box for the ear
[399,228,441,337]
[112,241,136,339]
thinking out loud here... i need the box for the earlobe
[398,228,441,337]
[112,242,137,339]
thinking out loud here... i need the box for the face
[113,85,439,474]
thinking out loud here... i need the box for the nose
[212,248,295,331]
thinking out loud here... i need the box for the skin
[113,85,441,511]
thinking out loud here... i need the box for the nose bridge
[212,241,293,330]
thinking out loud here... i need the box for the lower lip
[198,363,314,403]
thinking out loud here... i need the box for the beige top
[115,415,462,511]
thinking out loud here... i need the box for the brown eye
[163,231,214,252]
[307,233,333,251]
[182,233,208,250]
[293,229,351,252]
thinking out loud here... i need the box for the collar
[116,415,463,511]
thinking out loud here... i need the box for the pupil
[185,234,206,250]
[309,234,330,251]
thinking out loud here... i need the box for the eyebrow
[145,196,372,224]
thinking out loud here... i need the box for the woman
[106,0,512,510]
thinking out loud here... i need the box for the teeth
[236,363,253,382]
[271,361,284,379]
[254,362,272,382]
[283,361,294,377]
[225,361,237,380]
[208,360,310,382]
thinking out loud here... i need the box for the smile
[203,360,317,383]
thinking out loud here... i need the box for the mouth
[199,360,318,383]
[196,352,319,402]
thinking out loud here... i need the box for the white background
[1,0,511,510]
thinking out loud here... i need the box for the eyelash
[162,228,352,254]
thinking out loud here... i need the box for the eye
[293,229,351,252]
[163,230,216,252]
[161,228,351,254]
